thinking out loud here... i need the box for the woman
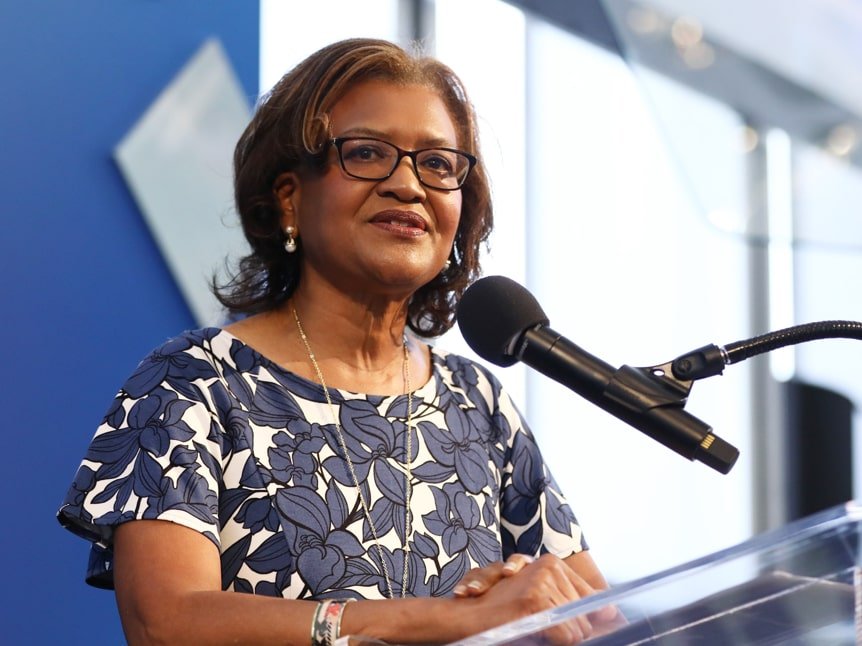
[58,38,614,644]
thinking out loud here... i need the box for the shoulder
[431,346,499,383]
[430,346,510,408]
[139,327,230,359]
[121,328,259,399]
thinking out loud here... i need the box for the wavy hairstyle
[213,38,493,337]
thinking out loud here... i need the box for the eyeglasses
[330,137,476,191]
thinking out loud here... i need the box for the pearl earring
[284,226,297,254]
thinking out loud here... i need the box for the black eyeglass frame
[329,137,477,191]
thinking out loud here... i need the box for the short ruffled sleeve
[482,367,589,560]
[57,330,228,588]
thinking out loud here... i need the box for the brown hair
[214,38,493,337]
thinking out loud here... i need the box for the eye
[342,140,391,163]
[419,150,457,175]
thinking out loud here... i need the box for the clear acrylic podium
[450,500,861,645]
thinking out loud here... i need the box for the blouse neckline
[208,327,442,400]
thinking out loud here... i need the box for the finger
[552,593,593,641]
[456,555,537,597]
[589,602,621,623]
[533,554,588,601]
[587,602,626,639]
[539,553,600,600]
[452,563,505,597]
[501,553,535,577]
[537,610,591,645]
[556,572,596,639]
[544,618,589,645]
[531,556,594,638]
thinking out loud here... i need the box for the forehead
[328,80,460,147]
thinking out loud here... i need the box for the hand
[456,553,622,645]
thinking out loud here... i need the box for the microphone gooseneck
[672,321,862,381]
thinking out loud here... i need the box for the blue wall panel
[0,2,259,642]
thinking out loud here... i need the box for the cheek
[297,174,366,233]
[438,194,463,238]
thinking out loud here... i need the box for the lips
[369,210,428,232]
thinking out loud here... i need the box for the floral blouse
[58,328,586,599]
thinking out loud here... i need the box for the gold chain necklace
[292,307,413,599]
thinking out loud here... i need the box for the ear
[273,172,301,232]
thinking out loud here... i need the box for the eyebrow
[335,127,457,149]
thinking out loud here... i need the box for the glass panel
[449,501,862,645]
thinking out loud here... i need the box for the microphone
[456,276,739,474]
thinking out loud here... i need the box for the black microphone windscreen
[457,275,549,366]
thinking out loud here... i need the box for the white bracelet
[311,599,354,646]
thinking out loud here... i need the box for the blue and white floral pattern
[58,328,586,599]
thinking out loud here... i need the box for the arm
[114,521,592,645]
[114,520,316,645]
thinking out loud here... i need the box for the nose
[377,155,427,201]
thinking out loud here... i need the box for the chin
[369,265,437,293]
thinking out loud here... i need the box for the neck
[288,281,412,373]
[282,279,432,396]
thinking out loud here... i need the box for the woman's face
[280,79,463,299]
